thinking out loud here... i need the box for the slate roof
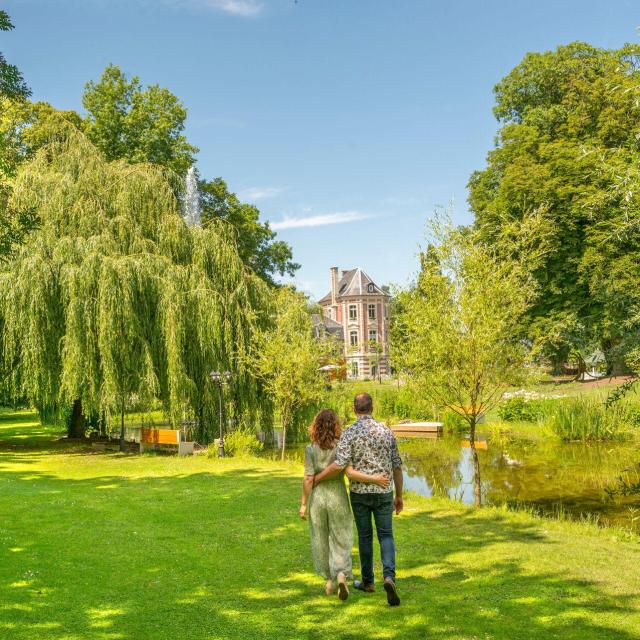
[311,313,344,340]
[318,267,388,305]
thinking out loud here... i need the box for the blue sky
[3,0,639,297]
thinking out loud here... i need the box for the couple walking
[299,393,403,606]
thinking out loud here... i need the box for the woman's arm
[345,465,389,489]
[299,475,314,519]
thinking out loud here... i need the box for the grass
[1,409,640,639]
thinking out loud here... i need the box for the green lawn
[1,409,640,640]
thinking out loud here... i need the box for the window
[351,361,359,377]
[368,304,376,320]
[349,304,357,321]
[371,364,378,378]
[368,329,377,343]
[350,330,358,346]
[368,283,375,293]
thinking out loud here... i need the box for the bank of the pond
[2,409,640,640]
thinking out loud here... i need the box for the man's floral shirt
[335,415,403,494]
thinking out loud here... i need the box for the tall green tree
[0,10,30,101]
[254,287,324,460]
[468,42,640,373]
[393,218,535,506]
[0,123,270,443]
[198,177,299,284]
[82,64,197,175]
[0,12,34,261]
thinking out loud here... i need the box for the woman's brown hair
[309,409,342,450]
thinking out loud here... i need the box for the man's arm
[313,462,343,486]
[391,434,403,514]
[393,466,403,514]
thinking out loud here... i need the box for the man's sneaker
[353,580,375,593]
[383,578,400,606]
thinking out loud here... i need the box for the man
[313,392,403,606]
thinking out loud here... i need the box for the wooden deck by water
[391,422,444,438]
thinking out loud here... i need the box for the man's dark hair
[354,392,373,414]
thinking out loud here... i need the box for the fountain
[183,166,201,227]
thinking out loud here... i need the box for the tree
[1,98,86,262]
[0,122,271,444]
[468,42,640,374]
[82,64,197,175]
[0,11,30,101]
[254,287,324,460]
[0,12,34,260]
[198,177,299,284]
[393,218,534,506]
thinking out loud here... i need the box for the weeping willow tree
[0,122,272,443]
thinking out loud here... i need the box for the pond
[400,432,640,532]
[269,432,640,533]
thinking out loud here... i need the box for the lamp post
[209,370,232,457]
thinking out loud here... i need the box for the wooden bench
[139,428,193,456]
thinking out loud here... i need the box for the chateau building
[317,267,390,379]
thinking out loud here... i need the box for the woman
[299,409,388,600]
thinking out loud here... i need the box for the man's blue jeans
[350,491,396,584]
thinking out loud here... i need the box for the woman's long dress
[304,443,353,580]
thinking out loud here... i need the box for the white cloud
[270,211,373,231]
[238,186,284,201]
[169,0,263,17]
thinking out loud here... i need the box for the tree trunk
[198,404,205,444]
[573,354,587,382]
[601,339,629,377]
[607,356,629,377]
[100,409,107,437]
[280,410,288,461]
[119,399,126,452]
[67,398,86,439]
[469,417,482,507]
[550,358,563,376]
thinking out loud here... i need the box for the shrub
[625,405,640,429]
[498,396,554,422]
[441,409,467,432]
[218,430,264,457]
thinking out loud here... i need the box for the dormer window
[367,283,375,293]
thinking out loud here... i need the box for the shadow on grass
[1,415,639,639]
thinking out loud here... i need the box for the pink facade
[318,267,390,379]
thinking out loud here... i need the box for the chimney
[330,266,339,306]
